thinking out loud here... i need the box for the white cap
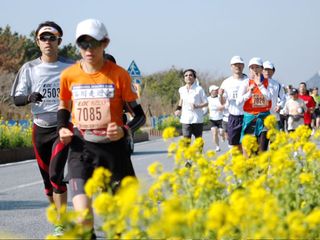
[263,60,275,70]
[248,57,263,67]
[38,26,60,37]
[76,19,109,41]
[230,56,244,65]
[209,85,219,92]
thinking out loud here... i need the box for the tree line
[0,25,224,120]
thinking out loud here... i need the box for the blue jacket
[240,111,270,142]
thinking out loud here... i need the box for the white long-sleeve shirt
[236,78,272,107]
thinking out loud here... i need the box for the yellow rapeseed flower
[242,135,259,157]
[93,192,115,215]
[148,162,163,177]
[205,150,216,159]
[162,126,178,140]
[264,114,277,130]
[168,142,178,156]
[299,172,314,184]
[46,204,58,225]
[305,208,320,229]
[84,178,95,197]
[206,201,229,230]
[302,141,317,156]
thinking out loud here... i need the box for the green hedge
[0,120,32,149]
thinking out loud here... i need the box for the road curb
[0,132,150,164]
[0,147,35,164]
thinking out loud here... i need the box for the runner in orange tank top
[56,19,146,239]
[237,57,272,154]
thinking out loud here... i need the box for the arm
[11,64,43,106]
[236,80,252,105]
[174,98,183,116]
[124,101,146,133]
[308,97,316,113]
[194,88,208,108]
[258,83,272,100]
[13,93,43,106]
[219,88,226,105]
[276,84,286,111]
[57,100,73,145]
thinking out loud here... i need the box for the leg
[50,138,69,213]
[53,191,67,211]
[211,127,219,147]
[258,131,269,152]
[316,117,320,129]
[69,179,94,230]
[32,125,54,200]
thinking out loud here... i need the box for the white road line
[0,180,42,194]
[0,159,36,168]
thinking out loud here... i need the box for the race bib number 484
[72,84,114,129]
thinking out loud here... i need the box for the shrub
[46,116,320,239]
[0,119,32,149]
[156,115,181,131]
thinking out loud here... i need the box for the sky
[1,0,319,87]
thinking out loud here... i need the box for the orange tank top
[243,79,271,114]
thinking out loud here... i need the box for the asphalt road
[0,130,228,239]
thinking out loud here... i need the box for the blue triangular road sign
[127,60,141,77]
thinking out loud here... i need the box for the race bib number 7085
[72,84,114,129]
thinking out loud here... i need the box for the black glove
[28,92,43,103]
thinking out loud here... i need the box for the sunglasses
[38,35,59,42]
[77,39,102,50]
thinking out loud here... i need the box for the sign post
[127,60,142,98]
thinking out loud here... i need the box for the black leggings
[32,124,68,196]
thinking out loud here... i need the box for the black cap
[290,88,298,95]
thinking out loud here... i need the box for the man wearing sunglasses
[57,18,146,239]
[11,21,73,237]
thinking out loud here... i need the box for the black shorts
[68,128,135,187]
[182,123,203,138]
[227,114,243,145]
[313,108,320,118]
[210,119,223,129]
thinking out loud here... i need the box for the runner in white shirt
[262,61,285,128]
[175,69,208,140]
[283,88,307,131]
[207,85,225,152]
[10,21,73,236]
[279,84,293,131]
[220,56,248,148]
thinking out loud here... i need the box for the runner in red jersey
[298,82,316,128]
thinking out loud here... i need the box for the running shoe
[53,225,64,237]
[185,160,193,168]
[215,146,221,152]
[83,228,97,240]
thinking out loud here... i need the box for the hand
[248,84,255,93]
[174,110,181,117]
[218,88,224,96]
[106,122,124,141]
[59,127,73,145]
[28,92,43,103]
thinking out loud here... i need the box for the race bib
[72,84,114,129]
[231,90,238,100]
[41,82,60,105]
[252,94,268,108]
